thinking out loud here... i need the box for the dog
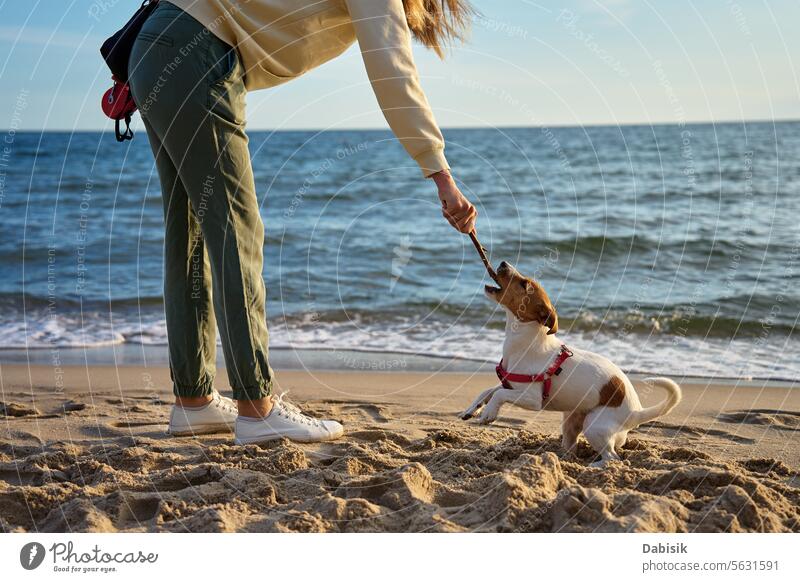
[461,261,682,466]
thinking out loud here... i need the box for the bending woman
[128,0,478,445]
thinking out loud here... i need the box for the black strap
[115,114,134,142]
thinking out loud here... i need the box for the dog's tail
[625,377,682,429]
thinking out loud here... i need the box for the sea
[1,122,798,380]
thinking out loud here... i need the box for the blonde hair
[402,0,476,58]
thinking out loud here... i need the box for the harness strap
[496,345,573,402]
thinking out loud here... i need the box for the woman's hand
[431,170,477,234]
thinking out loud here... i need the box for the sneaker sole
[233,430,343,445]
[167,423,234,437]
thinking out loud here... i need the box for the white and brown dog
[461,261,682,466]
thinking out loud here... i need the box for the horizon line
[4,117,799,133]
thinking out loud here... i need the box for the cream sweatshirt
[168,0,450,177]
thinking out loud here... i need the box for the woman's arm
[344,0,446,176]
[345,0,476,232]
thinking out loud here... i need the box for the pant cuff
[231,379,273,401]
[172,376,215,398]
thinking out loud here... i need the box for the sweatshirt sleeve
[344,0,449,177]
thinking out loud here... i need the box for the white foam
[1,313,798,380]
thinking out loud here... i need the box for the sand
[1,364,798,532]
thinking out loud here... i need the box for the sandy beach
[1,363,798,533]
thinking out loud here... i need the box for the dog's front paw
[477,411,498,425]
[589,455,622,468]
[459,410,474,421]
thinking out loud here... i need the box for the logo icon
[20,542,46,570]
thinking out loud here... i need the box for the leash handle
[469,230,500,285]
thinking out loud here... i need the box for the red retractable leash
[101,76,137,142]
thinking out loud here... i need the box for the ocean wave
[517,233,784,263]
[565,303,797,337]
[0,292,165,310]
[2,309,797,379]
[3,289,795,341]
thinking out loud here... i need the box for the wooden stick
[469,231,500,285]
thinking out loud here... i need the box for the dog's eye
[519,281,528,290]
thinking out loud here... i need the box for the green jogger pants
[128,1,273,400]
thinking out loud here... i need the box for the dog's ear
[539,303,559,334]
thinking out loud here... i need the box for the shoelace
[272,391,322,427]
[213,393,238,415]
[210,391,320,427]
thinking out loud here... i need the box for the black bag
[99,0,159,141]
[100,0,159,83]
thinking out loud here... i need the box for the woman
[128,0,478,444]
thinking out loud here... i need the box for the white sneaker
[234,393,344,444]
[167,391,237,436]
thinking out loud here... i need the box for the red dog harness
[496,345,573,402]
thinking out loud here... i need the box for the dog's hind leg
[582,407,622,467]
[561,411,586,457]
[460,385,503,420]
[614,430,629,451]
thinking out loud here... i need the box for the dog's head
[484,261,559,334]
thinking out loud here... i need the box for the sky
[1,0,798,131]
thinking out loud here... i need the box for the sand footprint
[639,420,756,444]
[320,400,392,423]
[717,409,800,431]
